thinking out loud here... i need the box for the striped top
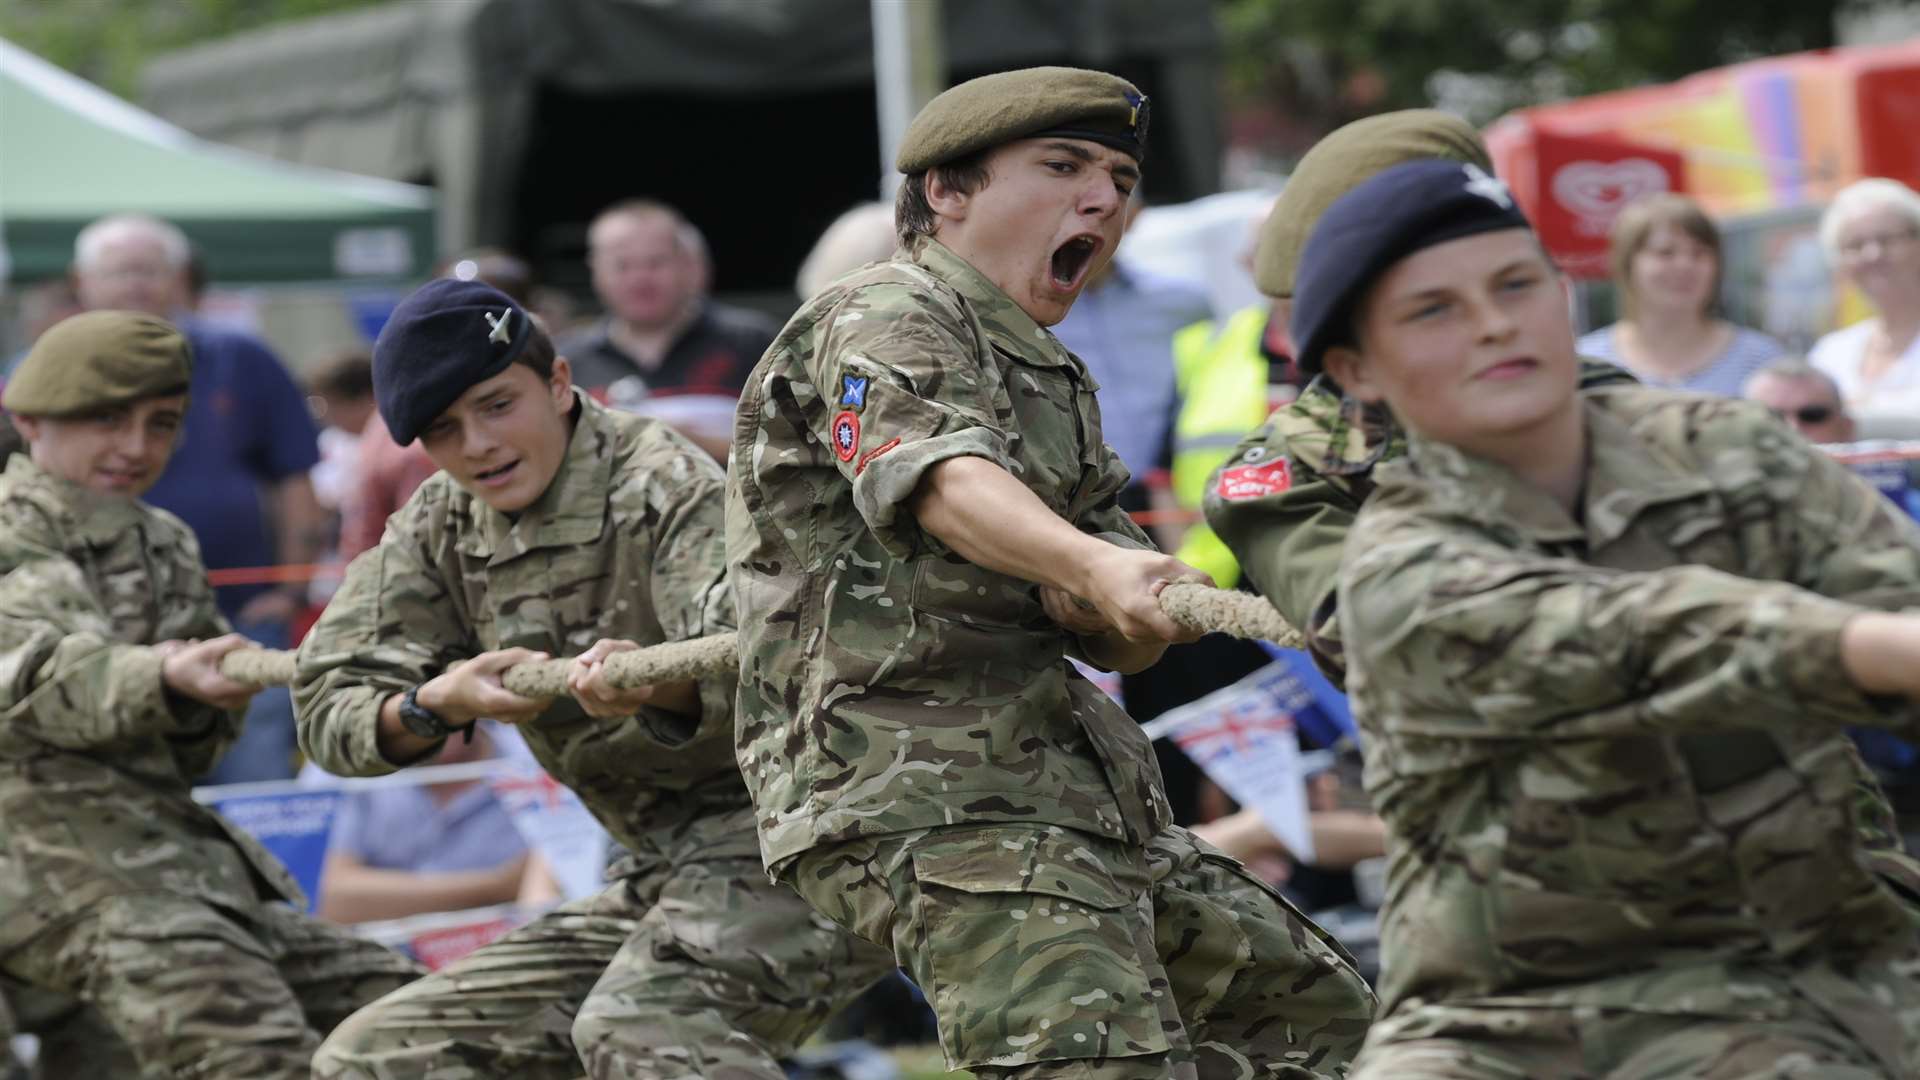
[1575,323,1787,397]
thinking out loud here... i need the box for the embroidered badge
[484,307,513,344]
[855,437,900,475]
[1463,163,1514,209]
[1216,458,1292,501]
[831,410,860,462]
[839,374,870,411]
[1123,90,1150,142]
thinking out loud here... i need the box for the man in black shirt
[559,199,779,401]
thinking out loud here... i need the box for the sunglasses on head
[1769,404,1836,425]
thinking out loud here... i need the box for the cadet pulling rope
[217,582,1305,690]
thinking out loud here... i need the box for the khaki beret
[896,66,1148,173]
[3,311,192,417]
[1254,109,1492,298]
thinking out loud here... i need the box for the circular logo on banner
[1550,158,1671,237]
[831,410,860,462]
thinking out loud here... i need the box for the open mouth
[1049,235,1102,290]
[474,460,519,486]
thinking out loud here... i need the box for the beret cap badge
[1123,90,1149,142]
[484,307,514,345]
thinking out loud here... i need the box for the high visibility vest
[1169,304,1271,588]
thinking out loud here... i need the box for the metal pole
[871,0,945,200]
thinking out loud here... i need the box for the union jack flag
[1171,694,1296,767]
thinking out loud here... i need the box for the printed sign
[204,789,343,913]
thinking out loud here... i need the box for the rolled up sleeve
[806,286,1016,560]
[294,520,474,776]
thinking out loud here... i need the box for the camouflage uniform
[0,454,420,1079]
[1205,369,1920,886]
[296,396,894,1079]
[0,978,145,1078]
[728,239,1376,1080]
[1204,363,1631,683]
[1330,386,1920,1077]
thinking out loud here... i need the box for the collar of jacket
[1402,391,1715,548]
[458,391,612,562]
[1269,377,1402,481]
[914,238,1075,371]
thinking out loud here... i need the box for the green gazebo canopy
[0,36,434,284]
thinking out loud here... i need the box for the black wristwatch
[398,685,472,742]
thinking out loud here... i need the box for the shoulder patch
[831,411,861,462]
[839,374,870,411]
[1217,457,1292,501]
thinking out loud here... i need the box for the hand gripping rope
[216,583,1305,690]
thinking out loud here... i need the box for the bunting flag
[488,763,610,900]
[1143,661,1319,862]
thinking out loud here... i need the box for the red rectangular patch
[855,437,900,475]
[1216,458,1292,501]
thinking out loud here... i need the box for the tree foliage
[0,0,389,98]
[1219,0,1880,132]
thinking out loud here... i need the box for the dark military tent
[141,0,1221,300]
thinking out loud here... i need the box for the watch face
[400,689,447,738]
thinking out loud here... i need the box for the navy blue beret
[373,278,533,444]
[1290,158,1535,376]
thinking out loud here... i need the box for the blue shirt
[329,778,528,874]
[1574,323,1786,398]
[142,317,321,620]
[1051,261,1213,480]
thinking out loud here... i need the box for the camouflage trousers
[313,807,897,1080]
[0,890,422,1079]
[1351,957,1920,1079]
[0,977,144,1078]
[787,822,1378,1080]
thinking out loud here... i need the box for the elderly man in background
[1743,359,1858,443]
[67,212,327,784]
[558,199,779,457]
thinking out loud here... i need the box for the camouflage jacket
[0,455,300,949]
[1204,361,1634,682]
[295,396,742,855]
[1341,386,1920,1016]
[727,238,1171,872]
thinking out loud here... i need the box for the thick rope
[218,584,1302,689]
[1157,582,1306,651]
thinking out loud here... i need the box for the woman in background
[1811,178,1920,421]
[1577,192,1785,394]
